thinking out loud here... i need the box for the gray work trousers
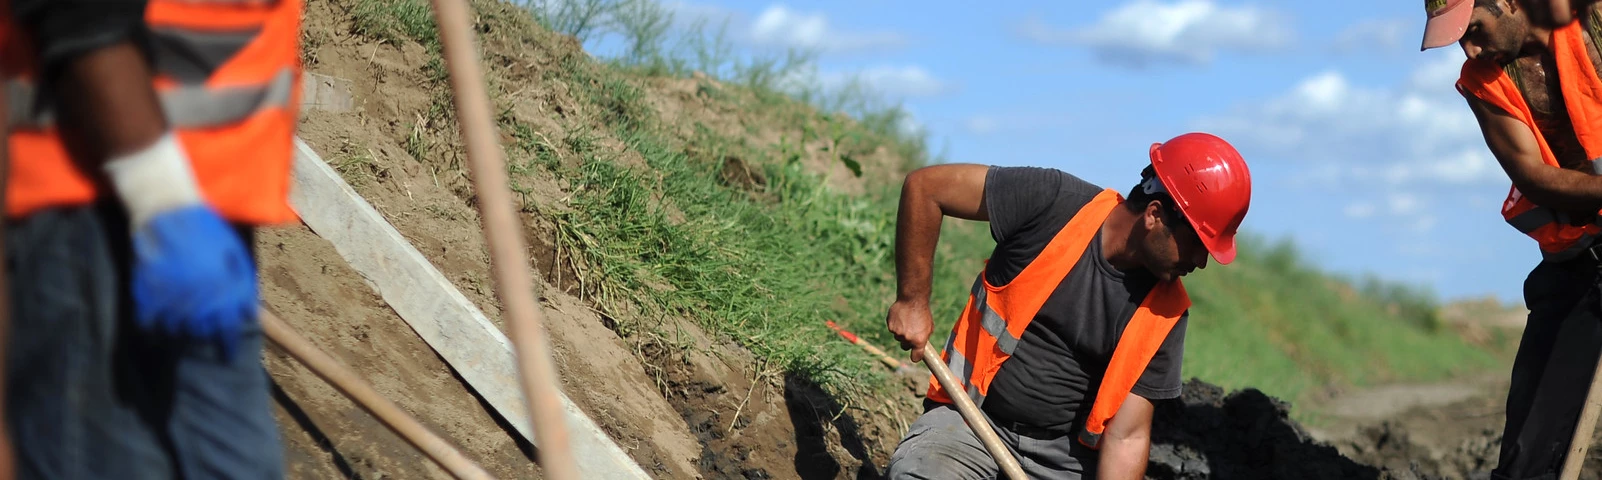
[886,403,1090,479]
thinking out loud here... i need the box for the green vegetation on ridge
[346,0,1514,414]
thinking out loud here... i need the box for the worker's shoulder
[987,165,1104,193]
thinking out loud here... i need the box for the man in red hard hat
[1423,0,1602,478]
[883,132,1251,479]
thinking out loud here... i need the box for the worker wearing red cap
[1423,0,1602,478]
[883,133,1251,479]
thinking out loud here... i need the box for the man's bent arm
[887,164,989,359]
[1466,93,1602,212]
[893,164,990,304]
[1097,394,1156,480]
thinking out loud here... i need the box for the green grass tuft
[352,0,439,48]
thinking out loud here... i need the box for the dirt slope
[1317,375,1602,480]
[265,0,911,478]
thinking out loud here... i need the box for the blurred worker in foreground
[882,133,1252,479]
[1423,0,1602,478]
[0,0,302,477]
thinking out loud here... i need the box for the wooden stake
[920,343,1028,480]
[262,311,495,480]
[425,0,579,477]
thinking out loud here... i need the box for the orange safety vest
[1458,21,1602,261]
[926,188,1190,450]
[1,0,303,224]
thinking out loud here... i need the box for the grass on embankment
[925,227,1508,414]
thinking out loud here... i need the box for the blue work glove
[129,204,259,357]
[106,132,258,357]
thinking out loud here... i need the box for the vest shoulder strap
[1078,279,1190,449]
[985,189,1122,338]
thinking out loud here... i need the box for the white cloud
[1331,19,1411,53]
[818,65,954,99]
[1197,48,1489,240]
[663,1,731,25]
[965,116,999,135]
[1344,202,1377,218]
[749,5,907,53]
[1407,50,1468,91]
[1019,0,1292,67]
[1196,49,1496,188]
[1387,193,1424,215]
[957,112,1075,136]
[1340,193,1434,222]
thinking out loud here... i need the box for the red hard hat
[1149,132,1252,265]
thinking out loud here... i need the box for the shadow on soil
[784,373,884,479]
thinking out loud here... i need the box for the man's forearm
[1097,437,1150,480]
[1516,164,1602,214]
[893,170,943,304]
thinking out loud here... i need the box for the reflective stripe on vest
[1459,22,1602,261]
[924,189,1191,450]
[6,68,295,130]
[2,0,302,223]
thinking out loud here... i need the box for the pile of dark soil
[1148,380,1441,480]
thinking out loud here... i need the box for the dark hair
[1126,165,1189,231]
[1476,0,1503,17]
[1126,165,1174,212]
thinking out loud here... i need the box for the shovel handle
[920,343,1028,480]
[262,311,494,480]
[1561,351,1602,479]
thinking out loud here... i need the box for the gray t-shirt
[978,166,1188,433]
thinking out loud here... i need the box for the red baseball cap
[1422,0,1475,50]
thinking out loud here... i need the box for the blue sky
[585,0,1534,303]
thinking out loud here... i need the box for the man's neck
[1100,204,1142,271]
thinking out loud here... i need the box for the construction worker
[1423,0,1602,478]
[0,0,301,477]
[883,133,1252,479]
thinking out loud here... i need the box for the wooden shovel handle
[1560,351,1602,479]
[426,0,579,478]
[920,343,1028,480]
[262,311,495,480]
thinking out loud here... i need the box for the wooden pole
[424,0,580,478]
[261,311,495,480]
[920,343,1028,480]
[1560,354,1602,480]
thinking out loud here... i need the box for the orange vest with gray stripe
[1458,21,1602,261]
[926,188,1190,450]
[1,0,302,224]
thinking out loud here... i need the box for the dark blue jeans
[5,205,282,479]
